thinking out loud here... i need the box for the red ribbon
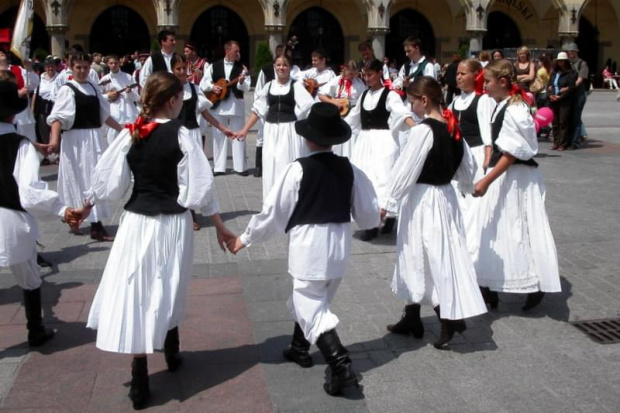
[67,75,73,81]
[338,77,352,98]
[442,109,462,142]
[474,71,485,96]
[126,116,160,139]
[510,83,533,105]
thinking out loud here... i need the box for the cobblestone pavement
[1,91,619,412]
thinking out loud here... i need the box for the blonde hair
[460,58,482,74]
[133,72,183,144]
[517,46,531,61]
[484,59,524,105]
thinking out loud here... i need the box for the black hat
[185,41,199,52]
[295,102,351,146]
[0,81,28,118]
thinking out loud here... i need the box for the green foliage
[151,39,160,52]
[254,42,273,75]
[458,41,469,60]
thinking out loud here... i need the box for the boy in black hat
[228,102,379,395]
[0,78,89,346]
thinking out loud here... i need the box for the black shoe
[213,171,226,176]
[522,291,546,311]
[36,254,52,268]
[129,357,150,410]
[480,287,499,309]
[282,322,314,368]
[433,306,466,349]
[236,170,249,176]
[164,327,182,372]
[23,288,55,347]
[380,218,396,234]
[359,228,379,242]
[316,329,359,396]
[387,304,424,338]
[90,222,114,242]
[254,147,263,177]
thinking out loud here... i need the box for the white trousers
[256,119,264,147]
[287,278,342,344]
[212,114,247,173]
[8,250,42,290]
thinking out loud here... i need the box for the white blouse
[84,120,219,216]
[345,87,414,132]
[450,91,497,146]
[47,80,111,130]
[491,99,538,161]
[252,79,315,122]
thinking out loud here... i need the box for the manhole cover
[571,318,620,344]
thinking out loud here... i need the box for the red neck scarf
[338,77,352,98]
[126,116,159,139]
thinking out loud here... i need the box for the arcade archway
[483,11,522,51]
[89,6,150,55]
[189,6,250,65]
[288,7,344,70]
[386,9,436,67]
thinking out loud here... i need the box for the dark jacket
[547,69,576,102]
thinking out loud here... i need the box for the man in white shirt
[139,30,177,88]
[299,50,335,101]
[200,40,249,175]
[393,37,436,94]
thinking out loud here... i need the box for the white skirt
[262,121,308,200]
[0,208,38,267]
[351,128,400,207]
[332,111,360,158]
[58,128,110,223]
[87,210,193,354]
[391,184,487,320]
[472,164,561,293]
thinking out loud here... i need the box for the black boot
[316,329,359,396]
[387,304,424,338]
[36,253,52,268]
[433,306,466,349]
[380,217,396,234]
[359,227,379,242]
[23,288,55,347]
[522,291,546,312]
[129,356,150,410]
[283,322,314,368]
[480,286,499,309]
[253,147,263,177]
[164,327,182,372]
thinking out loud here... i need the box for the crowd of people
[1,32,567,409]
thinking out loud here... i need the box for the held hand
[216,226,237,252]
[233,130,247,141]
[228,237,246,255]
[380,208,387,220]
[213,85,223,94]
[238,74,246,84]
[221,127,234,138]
[473,180,489,197]
[63,208,83,232]
[33,142,50,156]
[47,141,59,155]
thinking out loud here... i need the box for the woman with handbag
[547,52,576,151]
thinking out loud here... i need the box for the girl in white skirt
[381,77,487,349]
[235,55,315,201]
[85,72,234,410]
[472,59,561,311]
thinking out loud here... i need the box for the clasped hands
[214,227,245,255]
[62,201,93,232]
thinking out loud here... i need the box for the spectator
[548,52,576,151]
[602,65,618,89]
[443,54,460,106]
[479,50,490,67]
[515,46,536,91]
[566,43,589,147]
[492,49,504,60]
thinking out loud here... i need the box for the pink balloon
[534,119,541,134]
[535,107,554,128]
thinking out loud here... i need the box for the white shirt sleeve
[199,65,215,92]
[194,84,213,113]
[477,94,496,146]
[84,129,133,204]
[139,57,153,88]
[393,64,407,89]
[236,69,251,93]
[381,124,433,212]
[251,82,270,120]
[386,90,414,131]
[318,76,339,97]
[239,162,301,246]
[293,81,315,119]
[176,126,220,215]
[14,140,66,217]
[46,85,75,129]
[350,165,380,229]
[496,103,538,160]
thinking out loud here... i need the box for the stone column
[369,28,389,60]
[47,25,68,57]
[468,31,485,57]
[265,26,284,55]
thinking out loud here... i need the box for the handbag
[529,74,545,93]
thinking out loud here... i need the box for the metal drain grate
[571,318,620,344]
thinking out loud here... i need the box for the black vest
[285,152,354,233]
[266,81,297,124]
[360,88,390,130]
[489,104,538,168]
[124,120,188,216]
[151,51,176,74]
[0,133,26,212]
[452,96,484,148]
[261,63,275,84]
[212,60,244,102]
[178,83,199,129]
[416,118,464,186]
[64,83,101,130]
